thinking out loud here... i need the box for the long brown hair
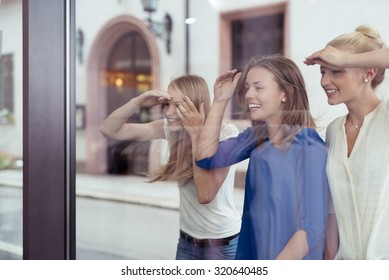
[327,25,386,89]
[235,54,316,147]
[150,75,211,183]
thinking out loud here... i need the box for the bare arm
[99,89,171,141]
[275,230,309,260]
[196,70,241,160]
[304,45,389,69]
[177,96,230,204]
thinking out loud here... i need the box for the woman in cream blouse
[305,25,389,259]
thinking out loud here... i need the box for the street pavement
[0,169,244,211]
[0,169,244,259]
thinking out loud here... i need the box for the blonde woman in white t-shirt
[305,25,389,259]
[99,75,241,260]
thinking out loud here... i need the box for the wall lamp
[141,0,173,54]
[76,28,84,64]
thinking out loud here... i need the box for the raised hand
[304,45,348,70]
[213,70,242,103]
[134,89,171,108]
[176,96,205,139]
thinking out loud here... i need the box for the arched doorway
[105,32,152,175]
[85,15,160,175]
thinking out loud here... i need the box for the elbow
[198,197,213,204]
[98,124,109,137]
[99,123,117,139]
[197,192,216,204]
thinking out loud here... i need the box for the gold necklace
[347,116,362,129]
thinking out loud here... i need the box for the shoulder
[293,128,327,153]
[379,98,389,115]
[325,116,345,144]
[328,115,345,130]
[294,128,329,161]
[295,128,325,145]
[219,122,239,141]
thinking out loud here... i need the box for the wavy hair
[235,54,316,147]
[150,75,211,183]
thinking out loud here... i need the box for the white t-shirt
[165,122,241,239]
[326,100,389,259]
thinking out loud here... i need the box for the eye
[161,102,168,110]
[332,70,343,74]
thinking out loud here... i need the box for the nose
[321,72,331,87]
[321,77,331,88]
[245,86,254,99]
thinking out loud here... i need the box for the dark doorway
[105,32,152,175]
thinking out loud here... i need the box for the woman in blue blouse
[195,55,329,259]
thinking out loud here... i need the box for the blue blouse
[196,127,329,260]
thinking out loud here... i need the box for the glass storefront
[1,0,389,261]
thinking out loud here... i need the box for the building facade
[0,0,389,259]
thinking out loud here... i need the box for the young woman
[305,25,389,259]
[196,54,329,260]
[99,75,241,260]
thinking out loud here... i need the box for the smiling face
[244,67,286,125]
[162,75,211,133]
[320,62,366,106]
[163,88,184,132]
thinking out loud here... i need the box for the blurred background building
[0,0,388,259]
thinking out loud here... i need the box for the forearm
[276,230,309,260]
[191,132,228,204]
[345,48,389,68]
[197,100,229,159]
[99,98,139,138]
[191,136,217,203]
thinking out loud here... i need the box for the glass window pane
[76,1,181,259]
[0,0,23,260]
[75,0,245,260]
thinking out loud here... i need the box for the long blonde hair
[328,25,386,89]
[150,75,211,183]
[235,54,316,147]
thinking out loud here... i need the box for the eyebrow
[246,81,263,86]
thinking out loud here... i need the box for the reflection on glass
[76,1,177,259]
[0,0,23,260]
[73,0,265,260]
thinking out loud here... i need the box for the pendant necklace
[348,116,362,129]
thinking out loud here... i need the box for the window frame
[22,0,76,260]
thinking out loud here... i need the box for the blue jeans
[175,234,239,260]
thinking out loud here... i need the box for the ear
[281,85,292,104]
[365,67,377,81]
[281,91,287,104]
